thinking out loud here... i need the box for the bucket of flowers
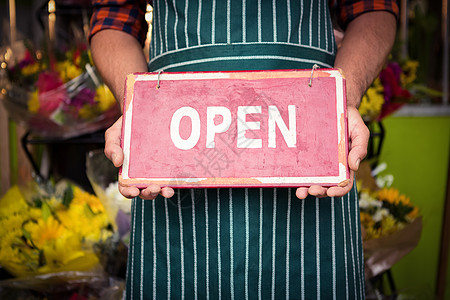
[0,40,120,139]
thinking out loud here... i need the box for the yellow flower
[359,78,384,121]
[0,183,110,276]
[365,226,381,240]
[0,228,23,250]
[94,85,116,112]
[0,230,40,275]
[56,60,82,82]
[56,203,109,243]
[21,62,41,76]
[407,206,420,221]
[0,215,26,237]
[75,55,81,67]
[360,212,375,229]
[377,188,400,205]
[78,103,97,120]
[0,185,29,215]
[24,216,66,248]
[380,215,398,236]
[72,186,105,214]
[364,215,399,240]
[28,207,42,220]
[401,60,419,86]
[41,234,85,267]
[46,196,64,211]
[28,90,40,113]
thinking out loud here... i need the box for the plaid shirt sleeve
[89,0,149,46]
[335,0,399,29]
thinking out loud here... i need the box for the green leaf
[22,228,32,242]
[21,227,38,249]
[62,185,74,207]
[84,203,95,218]
[32,196,43,208]
[411,84,443,97]
[41,201,52,221]
[39,250,46,267]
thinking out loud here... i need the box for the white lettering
[170,107,201,150]
[237,106,262,148]
[206,106,232,148]
[268,105,296,148]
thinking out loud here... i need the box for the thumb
[104,117,124,168]
[347,107,370,171]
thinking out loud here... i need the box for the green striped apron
[126,0,365,299]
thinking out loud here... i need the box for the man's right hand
[104,117,175,200]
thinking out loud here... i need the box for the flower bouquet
[0,40,120,139]
[0,180,113,278]
[0,180,126,297]
[358,59,441,123]
[84,149,131,280]
[356,162,422,279]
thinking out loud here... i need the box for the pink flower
[36,71,63,93]
[379,63,411,103]
[36,71,66,116]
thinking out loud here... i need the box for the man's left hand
[295,106,369,199]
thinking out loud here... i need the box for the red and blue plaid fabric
[90,0,399,44]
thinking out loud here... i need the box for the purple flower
[70,87,96,109]
[388,62,402,82]
[115,210,131,239]
[18,50,36,69]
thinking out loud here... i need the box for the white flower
[359,192,382,209]
[105,182,131,213]
[376,174,394,188]
[373,208,390,222]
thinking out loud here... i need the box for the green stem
[8,120,18,185]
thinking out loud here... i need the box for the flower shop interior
[0,0,449,299]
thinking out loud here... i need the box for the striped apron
[126,0,365,299]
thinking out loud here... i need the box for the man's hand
[294,11,397,200]
[91,30,173,199]
[295,106,369,199]
[104,117,175,200]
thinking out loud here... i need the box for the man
[90,0,398,298]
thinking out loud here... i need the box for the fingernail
[112,153,117,163]
[356,159,361,169]
[338,179,350,187]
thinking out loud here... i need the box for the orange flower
[378,188,400,204]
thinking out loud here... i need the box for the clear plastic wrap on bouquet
[2,65,120,139]
[1,41,120,139]
[86,149,132,246]
[0,269,125,299]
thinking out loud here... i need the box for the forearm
[90,29,148,111]
[334,11,397,108]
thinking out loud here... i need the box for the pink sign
[120,69,349,188]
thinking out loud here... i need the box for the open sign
[120,69,349,188]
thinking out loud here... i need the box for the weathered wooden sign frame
[120,69,349,188]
